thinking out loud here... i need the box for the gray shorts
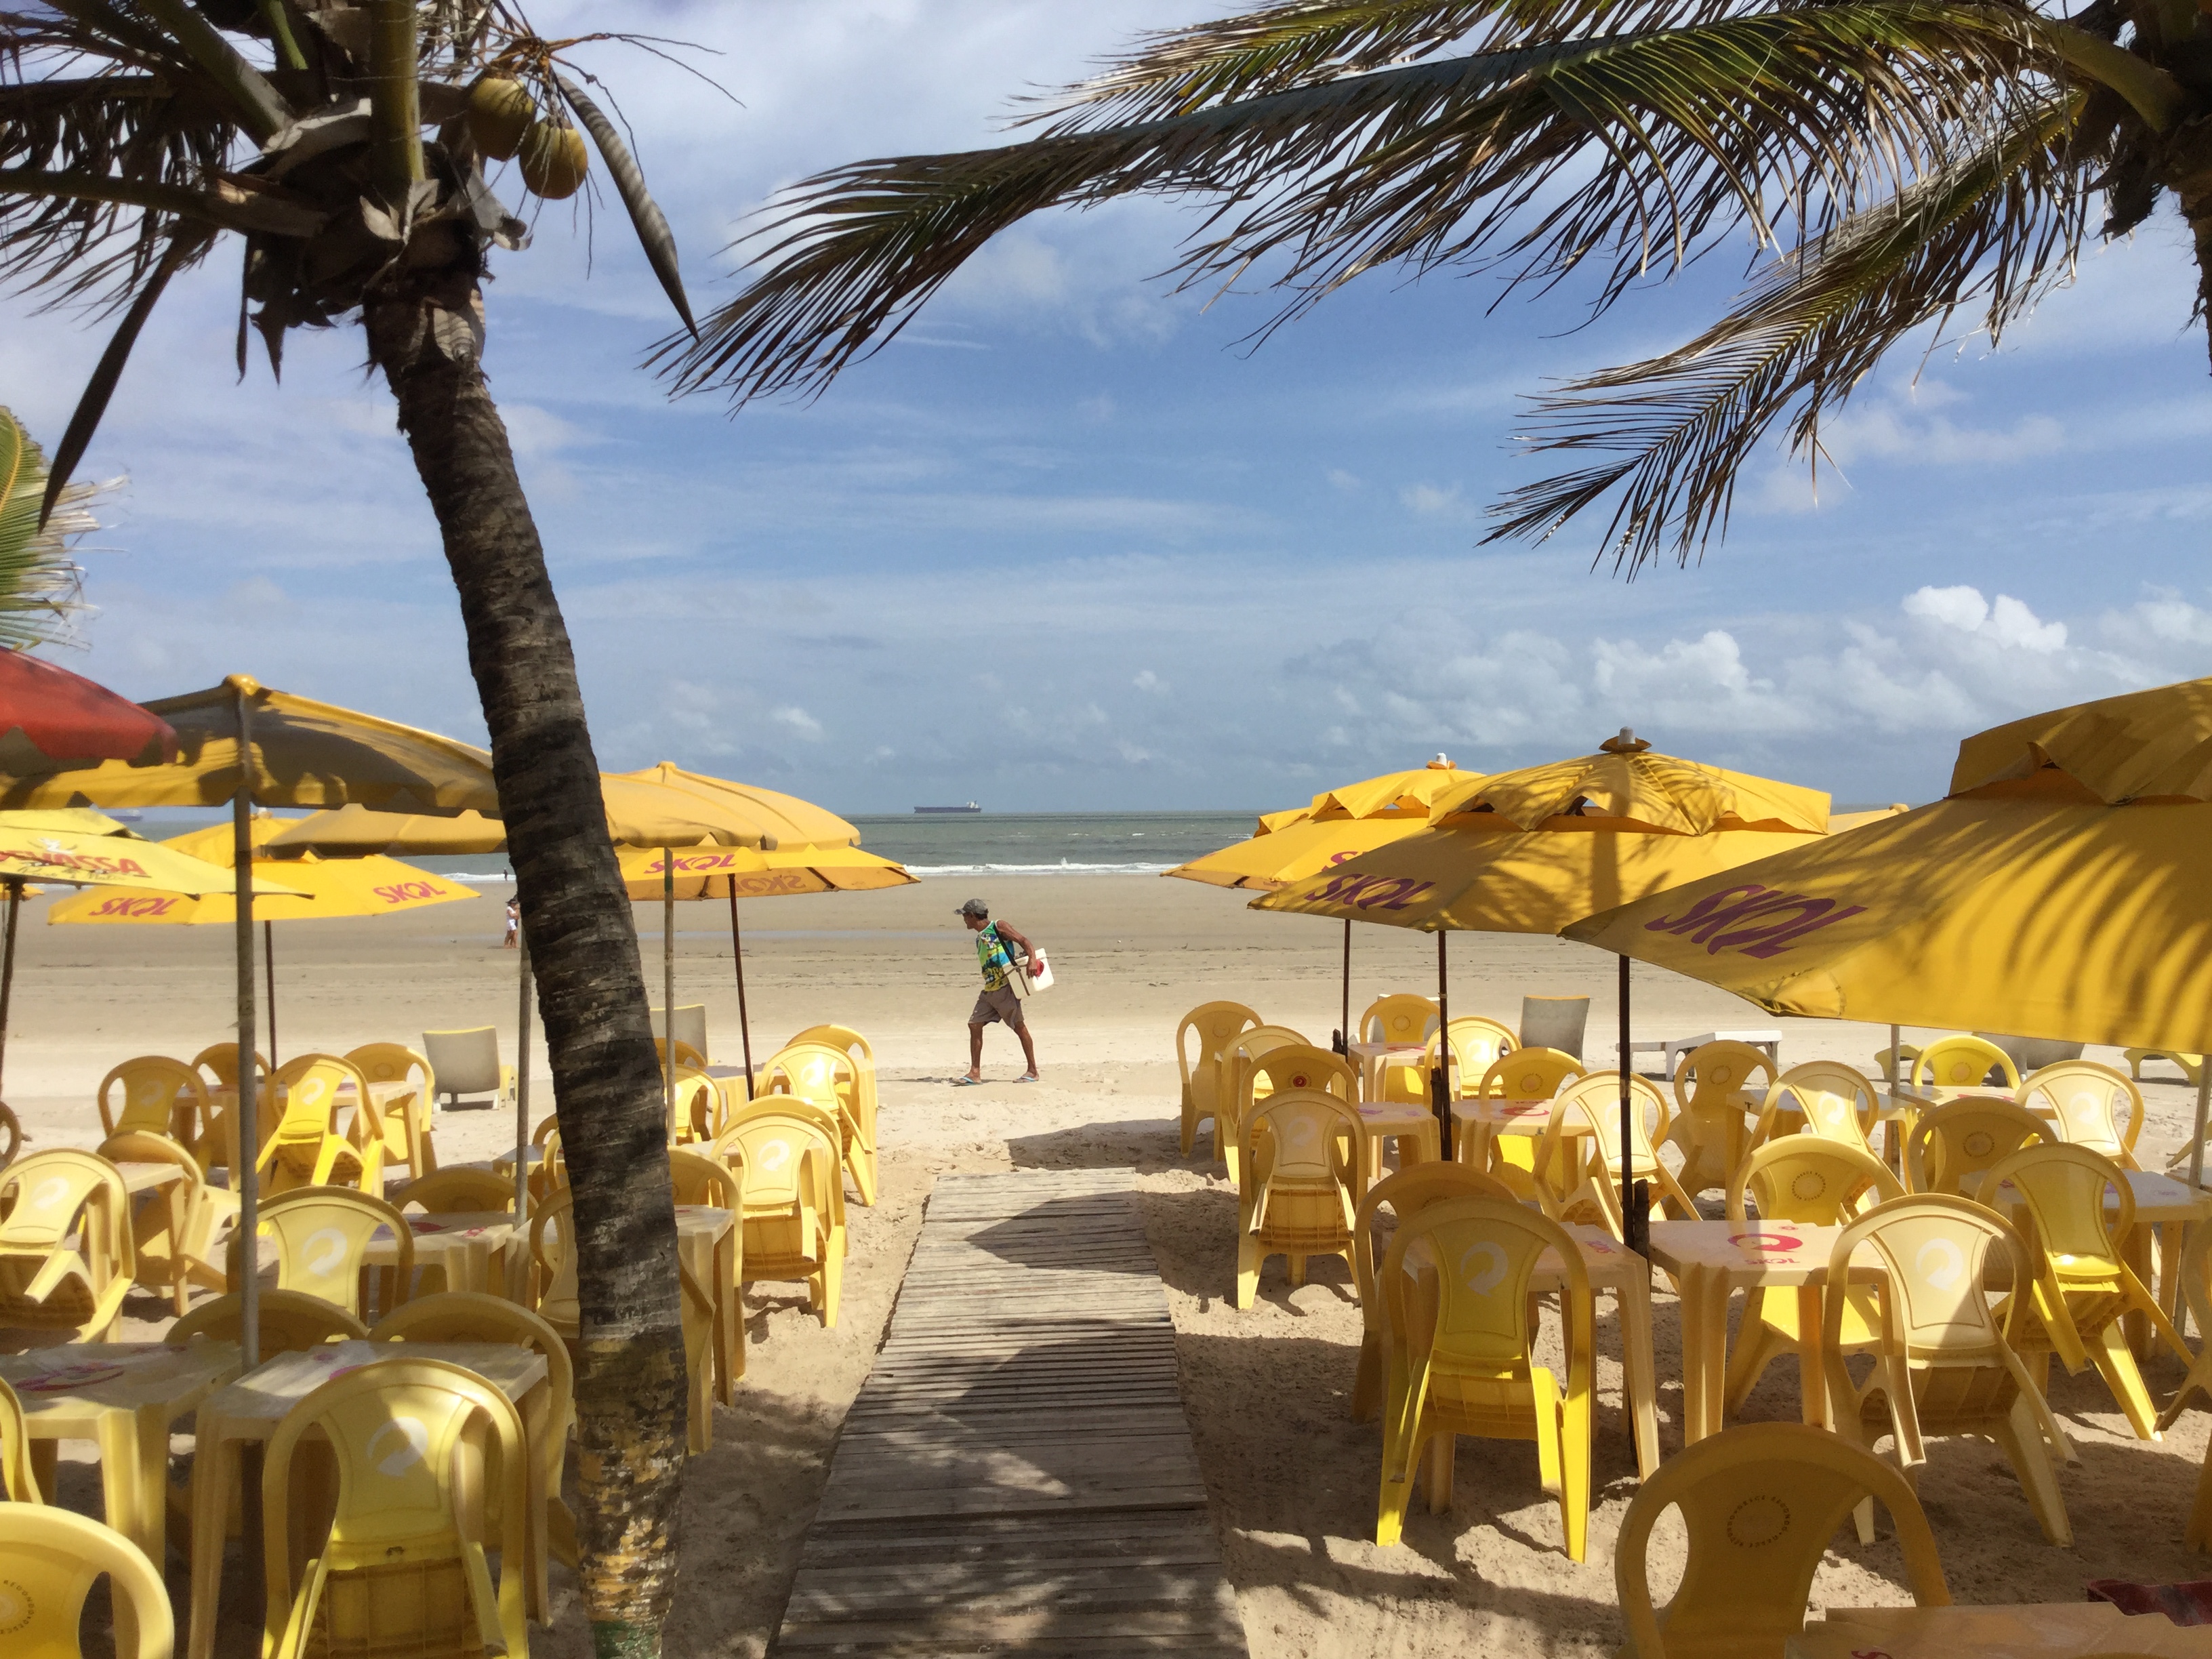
[970,985,1027,1028]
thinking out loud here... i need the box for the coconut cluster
[468,77,587,200]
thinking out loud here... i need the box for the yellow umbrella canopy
[265,783,777,855]
[607,762,860,848]
[47,817,476,925]
[1564,795,2212,1050]
[615,842,914,899]
[1428,737,1828,835]
[1948,675,2212,804]
[0,816,299,897]
[0,674,501,812]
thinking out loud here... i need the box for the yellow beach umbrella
[1259,732,1829,1225]
[0,811,302,1105]
[1166,759,1484,1049]
[49,813,476,1068]
[0,674,500,1370]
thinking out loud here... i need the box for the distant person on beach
[958,898,1038,1084]
[504,895,519,949]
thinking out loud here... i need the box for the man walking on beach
[959,898,1039,1084]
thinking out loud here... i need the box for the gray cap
[957,897,989,918]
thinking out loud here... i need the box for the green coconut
[518,119,588,200]
[468,76,534,162]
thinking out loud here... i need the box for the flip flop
[1015,1074,1039,1084]
[955,1076,984,1087]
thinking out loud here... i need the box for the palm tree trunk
[363,270,684,1658]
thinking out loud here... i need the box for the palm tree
[0,405,97,650]
[661,0,2203,574]
[0,3,693,1647]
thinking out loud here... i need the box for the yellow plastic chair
[1822,1193,2074,1545]
[1174,1000,1261,1160]
[94,1129,232,1315]
[653,1037,708,1073]
[191,1041,268,1090]
[256,1054,383,1197]
[0,1149,134,1341]
[1753,1061,1881,1157]
[2022,1060,2144,1170]
[662,1062,720,1146]
[1234,1088,1366,1307]
[343,1043,439,1180]
[787,1023,879,1200]
[0,1502,173,1659]
[1904,1097,2048,1196]
[1615,1421,1950,1659]
[0,1099,20,1170]
[421,1028,515,1113]
[1385,1016,1517,1107]
[1719,1139,1902,1417]
[2129,1048,2205,1086]
[392,1167,514,1214]
[758,1040,878,1204]
[1534,1073,1695,1239]
[1374,1195,1593,1557]
[530,1191,718,1453]
[1874,1039,1923,1081]
[1,1372,38,1500]
[715,1099,844,1327]
[1975,1143,2189,1443]
[2153,1227,2212,1548]
[260,1356,528,1659]
[1456,1048,1587,1196]
[651,1003,710,1061]
[370,1290,579,1570]
[1911,1033,2021,1094]
[1360,992,1438,1050]
[237,1186,413,1319]
[95,1056,211,1155]
[169,1288,368,1352]
[669,1147,742,1210]
[1667,1040,1776,1196]
[1218,1024,1307,1186]
[1348,1162,1515,1422]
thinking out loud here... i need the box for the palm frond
[0,403,96,651]
[662,2,2051,405]
[1488,89,2083,573]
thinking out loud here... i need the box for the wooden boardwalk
[773,1168,1249,1656]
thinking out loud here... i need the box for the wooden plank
[771,1170,1247,1658]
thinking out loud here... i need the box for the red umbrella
[0,651,174,764]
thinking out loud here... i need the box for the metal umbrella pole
[232,684,260,1369]
[727,886,755,1096]
[264,918,278,1072]
[1336,917,1351,1057]
[1620,954,1647,1256]
[663,851,676,1134]
[1431,930,1451,1159]
[514,933,531,1218]
[0,878,21,1097]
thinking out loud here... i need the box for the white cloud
[1399,482,1463,516]
[1327,468,1361,491]
[771,705,824,739]
[1133,669,1165,693]
[1904,586,2066,652]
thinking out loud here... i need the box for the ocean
[119,810,1263,882]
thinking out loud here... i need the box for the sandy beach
[16,871,2212,1656]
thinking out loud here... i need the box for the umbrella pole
[515,933,531,1218]
[2190,1066,2209,1197]
[1337,918,1351,1058]
[232,686,260,1370]
[1433,930,1451,1160]
[264,919,277,1073]
[0,878,20,1098]
[729,886,754,1096]
[663,851,676,1137]
[1887,1023,1900,1092]
[1620,954,1647,1257]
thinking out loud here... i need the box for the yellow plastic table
[1349,1101,1441,1182]
[365,1210,521,1299]
[1549,1224,1660,1477]
[1646,1218,1851,1446]
[1787,1602,2212,1659]
[110,1158,197,1313]
[674,1204,743,1402]
[1452,1097,1595,1170]
[185,1338,551,1659]
[0,1339,241,1568]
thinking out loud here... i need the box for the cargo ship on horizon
[914,802,983,815]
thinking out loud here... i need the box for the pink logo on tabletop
[1729,1231,1803,1254]
[1643,884,1867,960]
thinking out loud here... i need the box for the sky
[5,0,2209,814]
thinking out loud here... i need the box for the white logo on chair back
[1819,1096,1849,1128]
[1458,1241,1509,1296]
[298,1076,327,1105]
[27,1177,68,1212]
[302,1227,349,1279]
[1914,1237,1964,1291]
[758,1139,792,1174]
[134,1082,167,1109]
[366,1416,431,1477]
[1284,1119,1322,1160]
